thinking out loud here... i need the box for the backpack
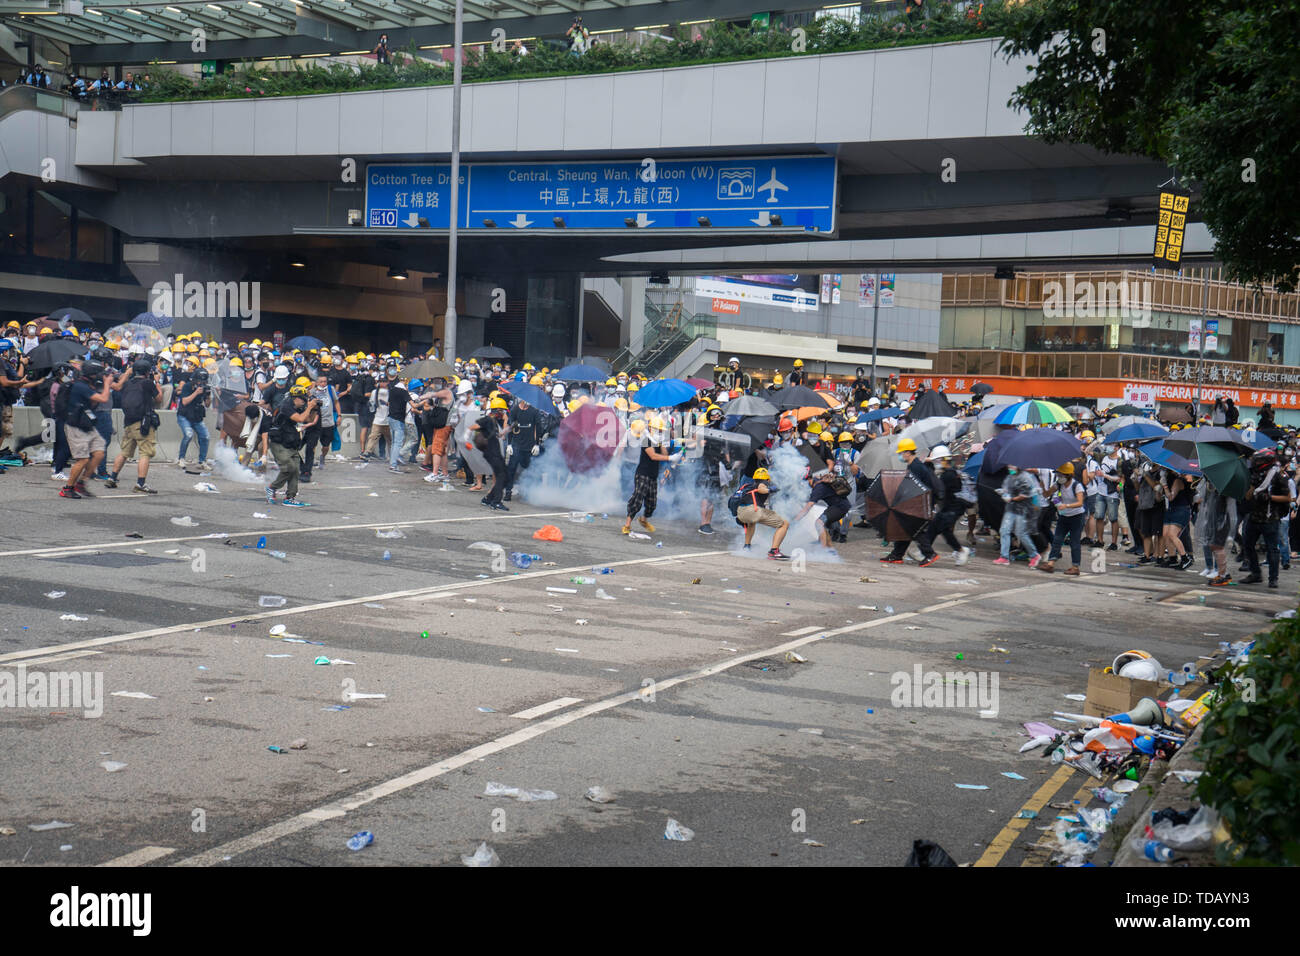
[121,378,149,423]
[728,479,759,519]
[428,403,449,429]
[830,475,852,498]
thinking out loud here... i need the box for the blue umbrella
[131,311,173,330]
[1242,429,1275,451]
[498,381,559,417]
[285,335,327,351]
[963,450,984,477]
[1106,421,1169,444]
[1137,439,1202,476]
[631,378,698,408]
[555,363,609,382]
[859,405,903,422]
[983,428,1084,470]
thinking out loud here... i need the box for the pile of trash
[1016,643,1247,866]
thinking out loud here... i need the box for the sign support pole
[869,274,880,390]
[443,0,464,363]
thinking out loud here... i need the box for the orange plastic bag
[533,525,564,542]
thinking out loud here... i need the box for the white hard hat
[144,346,156,356]
[128,343,144,354]
[927,445,952,461]
[273,365,290,380]
[551,384,565,397]
[457,380,473,394]
[868,396,881,406]
[728,356,740,365]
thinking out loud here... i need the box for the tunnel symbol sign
[716,167,755,200]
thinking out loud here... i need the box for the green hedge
[139,2,1023,103]
[1196,614,1300,865]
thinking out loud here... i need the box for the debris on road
[461,842,500,866]
[289,739,308,750]
[29,821,74,832]
[663,818,695,842]
[376,528,406,539]
[45,591,66,599]
[59,614,88,621]
[258,596,288,608]
[110,691,156,700]
[533,525,563,542]
[99,761,127,772]
[955,784,989,790]
[802,839,825,847]
[170,516,198,526]
[485,782,557,802]
[797,728,824,736]
[346,830,374,851]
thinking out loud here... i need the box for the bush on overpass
[140,1,1022,104]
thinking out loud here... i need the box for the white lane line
[511,696,584,720]
[98,846,175,867]
[920,599,966,613]
[0,510,574,559]
[14,650,102,667]
[779,625,823,637]
[169,580,1059,867]
[0,549,730,666]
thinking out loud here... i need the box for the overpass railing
[0,85,79,121]
[611,291,717,378]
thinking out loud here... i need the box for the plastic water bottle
[268,550,288,561]
[346,830,374,851]
[1092,787,1120,804]
[570,575,596,585]
[592,567,614,574]
[509,552,533,569]
[383,550,391,561]
[1143,840,1175,863]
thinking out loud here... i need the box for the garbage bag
[905,839,957,867]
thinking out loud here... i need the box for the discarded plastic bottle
[383,550,391,561]
[346,830,375,851]
[509,552,542,569]
[1092,787,1120,804]
[592,567,614,574]
[267,550,288,561]
[570,576,596,585]
[1143,840,1175,863]
[1050,744,1066,765]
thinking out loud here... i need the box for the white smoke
[210,443,264,484]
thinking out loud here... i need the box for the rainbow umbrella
[993,400,1074,426]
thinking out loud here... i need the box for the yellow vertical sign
[1153,188,1190,269]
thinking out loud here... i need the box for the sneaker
[992,557,1011,566]
[1178,554,1194,571]
[75,482,94,497]
[299,475,312,484]
[955,547,971,566]
[1242,573,1263,584]
[1028,555,1041,569]
[388,466,403,474]
[103,477,118,489]
[90,472,108,481]
[1064,566,1080,576]
[918,554,940,568]
[503,491,512,502]
[1107,543,1117,551]
[638,518,656,532]
[880,556,903,564]
[1199,568,1214,577]
[767,549,789,561]
[489,502,509,512]
[1268,581,1278,589]
[621,526,631,535]
[1138,556,1153,564]
[132,483,157,494]
[266,486,276,505]
[51,471,68,481]
[59,485,82,499]
[742,544,752,552]
[1210,574,1232,587]
[698,524,715,535]
[283,498,310,508]
[423,473,439,483]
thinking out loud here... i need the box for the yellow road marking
[974,765,1074,867]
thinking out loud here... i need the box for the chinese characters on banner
[1123,384,1156,409]
[820,275,832,304]
[1153,187,1190,268]
[880,274,895,307]
[857,274,896,307]
[1188,318,1202,351]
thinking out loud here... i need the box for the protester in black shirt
[471,396,509,510]
[266,385,316,506]
[622,417,677,534]
[503,399,545,501]
[105,359,160,493]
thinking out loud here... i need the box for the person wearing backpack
[1039,463,1086,575]
[794,472,850,554]
[731,466,791,559]
[104,358,161,493]
[423,378,455,481]
[265,384,316,507]
[60,361,113,499]
[914,445,971,565]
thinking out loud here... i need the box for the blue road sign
[364,156,836,232]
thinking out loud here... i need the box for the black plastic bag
[905,839,958,867]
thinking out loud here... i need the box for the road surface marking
[14,650,101,667]
[780,625,823,637]
[974,765,1074,867]
[1020,777,1100,866]
[2,510,574,559]
[97,846,175,867]
[0,550,730,666]
[166,581,1058,867]
[511,697,584,720]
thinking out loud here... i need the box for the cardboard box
[1084,668,1209,718]
[1084,669,1161,717]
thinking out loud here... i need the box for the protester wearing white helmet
[915,445,971,565]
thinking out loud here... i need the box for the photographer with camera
[265,384,316,507]
[105,358,162,493]
[60,361,113,499]
[176,366,212,472]
[566,15,589,55]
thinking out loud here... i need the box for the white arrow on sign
[403,213,422,227]
[509,214,534,228]
[750,211,772,226]
[635,212,654,227]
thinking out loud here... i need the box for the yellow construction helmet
[614,397,629,411]
[530,374,545,385]
[523,363,534,371]
[490,396,508,410]
[793,359,803,368]
[289,385,310,398]
[837,432,853,443]
[807,421,823,434]
[773,373,784,386]
[896,438,918,453]
[295,376,312,388]
[606,378,617,387]
[230,357,245,367]
[753,467,771,481]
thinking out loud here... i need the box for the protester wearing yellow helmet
[880,437,943,566]
[622,411,677,536]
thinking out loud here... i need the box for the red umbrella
[558,403,626,474]
[685,377,713,390]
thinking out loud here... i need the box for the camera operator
[265,384,317,507]
[61,360,113,499]
[177,366,212,471]
[105,357,161,493]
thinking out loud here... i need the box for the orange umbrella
[792,406,832,422]
[814,390,845,409]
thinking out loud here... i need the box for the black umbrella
[770,385,827,410]
[471,345,511,360]
[26,338,86,371]
[1103,404,1148,418]
[970,382,994,396]
[796,441,830,475]
[865,470,933,542]
[906,390,956,420]
[1161,426,1254,458]
[733,416,775,455]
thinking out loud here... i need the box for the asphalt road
[0,457,1290,866]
